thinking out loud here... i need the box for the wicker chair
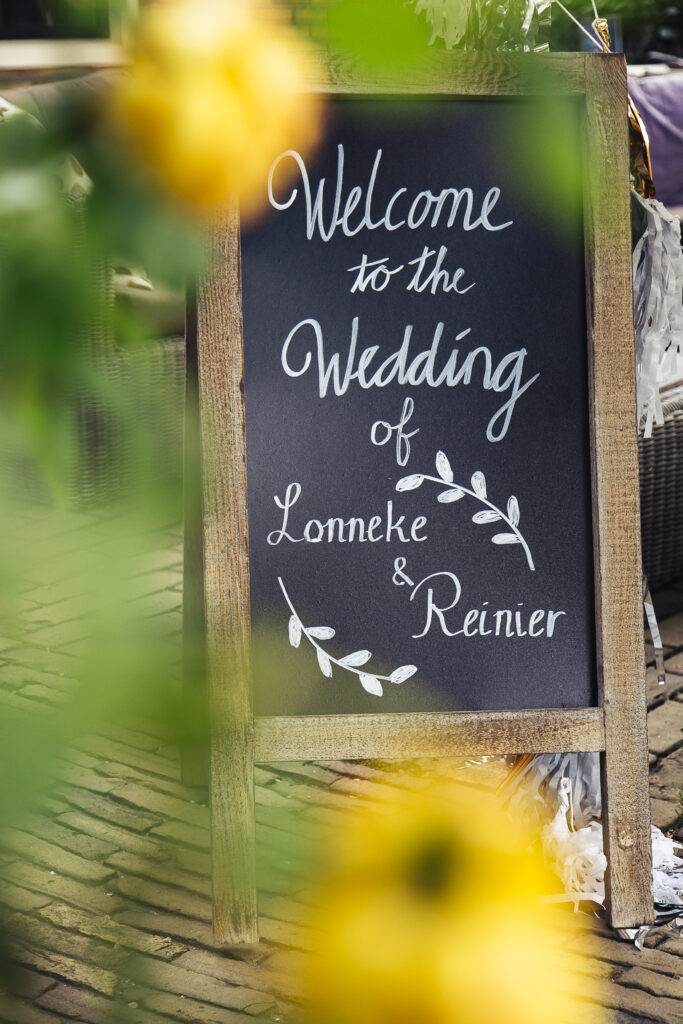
[639,381,683,590]
[2,75,186,508]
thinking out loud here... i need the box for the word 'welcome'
[268,146,513,243]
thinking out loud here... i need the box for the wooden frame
[196,52,651,943]
[0,1,136,70]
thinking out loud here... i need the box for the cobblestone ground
[0,512,681,1024]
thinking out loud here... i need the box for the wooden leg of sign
[600,702,653,930]
[584,56,653,931]
[198,213,259,944]
[209,707,258,944]
[182,281,209,788]
[203,467,258,942]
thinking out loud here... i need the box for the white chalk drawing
[396,450,535,571]
[278,576,417,696]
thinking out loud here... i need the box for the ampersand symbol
[392,557,414,587]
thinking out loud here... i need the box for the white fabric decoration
[541,778,607,909]
[632,189,683,437]
[509,753,683,941]
[541,779,683,936]
[505,751,601,830]
[619,829,683,947]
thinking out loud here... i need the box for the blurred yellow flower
[306,780,600,1024]
[112,0,321,217]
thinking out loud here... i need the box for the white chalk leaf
[437,488,465,503]
[317,648,333,677]
[390,664,418,684]
[359,673,383,696]
[288,615,302,648]
[396,474,424,492]
[435,451,453,484]
[492,533,521,545]
[471,471,487,498]
[472,510,501,525]
[507,496,520,527]
[340,650,372,667]
[309,626,335,639]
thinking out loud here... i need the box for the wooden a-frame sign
[196,52,652,943]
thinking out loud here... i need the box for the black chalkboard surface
[240,96,596,717]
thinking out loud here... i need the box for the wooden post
[197,213,258,943]
[584,54,653,928]
[182,280,209,788]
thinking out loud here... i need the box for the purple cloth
[629,71,683,208]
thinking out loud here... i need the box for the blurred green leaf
[459,0,551,51]
[320,0,433,73]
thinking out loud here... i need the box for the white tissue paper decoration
[541,778,683,934]
[541,777,606,908]
[632,190,683,437]
[506,751,602,830]
[509,753,683,943]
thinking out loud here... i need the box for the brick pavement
[0,514,681,1024]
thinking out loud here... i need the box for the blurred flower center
[408,834,458,898]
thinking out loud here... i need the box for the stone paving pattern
[0,524,682,1024]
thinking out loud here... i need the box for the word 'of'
[370,397,418,467]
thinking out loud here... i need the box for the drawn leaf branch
[317,648,333,677]
[340,650,372,667]
[471,470,487,498]
[435,450,453,483]
[288,615,301,648]
[437,488,465,503]
[359,672,383,696]
[395,450,535,571]
[390,664,418,684]
[395,474,424,492]
[278,577,418,696]
[472,510,500,524]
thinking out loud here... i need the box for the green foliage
[457,0,552,51]
[0,80,202,493]
[318,0,552,65]
[0,72,206,833]
[320,0,434,73]
[0,8,336,1017]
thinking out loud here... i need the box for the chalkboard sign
[241,95,595,718]
[197,54,651,943]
